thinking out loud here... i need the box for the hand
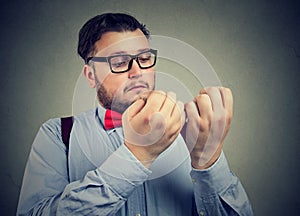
[181,87,233,169]
[123,91,185,168]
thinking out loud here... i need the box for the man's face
[85,29,155,113]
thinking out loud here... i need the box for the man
[17,13,253,215]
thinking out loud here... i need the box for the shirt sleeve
[58,144,151,216]
[191,151,253,216]
[16,119,151,216]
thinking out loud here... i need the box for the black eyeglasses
[86,49,157,73]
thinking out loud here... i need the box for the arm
[191,151,253,215]
[57,144,150,215]
[17,118,151,216]
[181,87,253,215]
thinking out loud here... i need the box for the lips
[127,85,147,92]
[125,82,149,92]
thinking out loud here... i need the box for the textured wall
[0,0,299,215]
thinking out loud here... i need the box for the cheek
[96,69,110,83]
[145,70,155,87]
[102,74,128,94]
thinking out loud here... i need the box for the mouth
[125,83,149,93]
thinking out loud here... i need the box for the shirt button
[136,214,141,216]
[192,178,196,183]
[199,211,205,215]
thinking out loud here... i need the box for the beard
[95,75,154,114]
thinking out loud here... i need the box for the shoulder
[34,109,97,147]
[73,108,102,132]
[30,118,64,155]
[75,109,97,123]
[40,118,62,141]
[40,109,97,133]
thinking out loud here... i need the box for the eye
[138,53,152,63]
[112,61,127,68]
[110,56,130,68]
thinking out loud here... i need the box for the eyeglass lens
[110,51,156,73]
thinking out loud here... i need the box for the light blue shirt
[17,107,253,215]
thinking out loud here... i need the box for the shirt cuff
[97,144,152,198]
[190,151,233,196]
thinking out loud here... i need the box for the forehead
[94,29,150,56]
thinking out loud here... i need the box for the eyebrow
[109,48,150,56]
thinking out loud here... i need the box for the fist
[123,91,185,168]
[181,87,233,169]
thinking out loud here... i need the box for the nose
[128,59,142,79]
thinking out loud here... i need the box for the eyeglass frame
[86,49,158,73]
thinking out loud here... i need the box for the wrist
[124,142,157,168]
[190,148,222,170]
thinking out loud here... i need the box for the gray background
[1,0,299,215]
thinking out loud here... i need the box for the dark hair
[77,13,150,63]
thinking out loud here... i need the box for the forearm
[18,165,130,216]
[57,145,151,215]
[191,152,253,216]
[57,169,126,215]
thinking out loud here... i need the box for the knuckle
[199,93,210,101]
[176,101,184,110]
[205,86,216,93]
[205,86,213,91]
[148,90,165,102]
[224,87,231,93]
[223,87,232,96]
[186,101,193,106]
[154,90,166,97]
[196,94,210,106]
[167,91,176,100]
[185,101,195,111]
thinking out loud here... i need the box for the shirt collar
[96,105,106,128]
[97,105,121,134]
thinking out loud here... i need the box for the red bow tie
[104,109,122,130]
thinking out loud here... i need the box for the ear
[82,64,96,88]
